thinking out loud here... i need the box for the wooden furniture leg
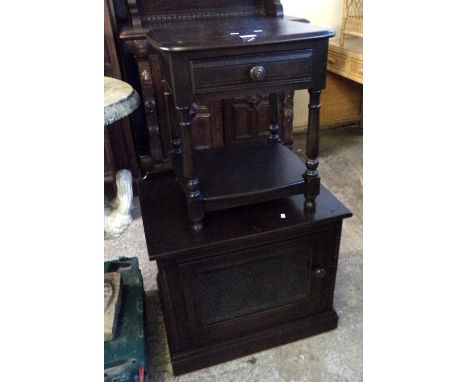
[134,56,165,164]
[104,128,117,195]
[164,82,182,156]
[304,89,322,210]
[176,106,204,232]
[268,93,282,143]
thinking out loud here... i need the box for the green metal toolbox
[104,257,147,382]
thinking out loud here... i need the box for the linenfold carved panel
[222,96,270,141]
[191,102,224,149]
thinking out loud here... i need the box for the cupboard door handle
[327,57,336,64]
[250,65,266,81]
[314,267,326,278]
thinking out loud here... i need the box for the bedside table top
[148,16,335,52]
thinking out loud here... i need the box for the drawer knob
[250,66,266,81]
[327,57,336,65]
[314,267,326,278]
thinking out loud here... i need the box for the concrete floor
[104,125,363,382]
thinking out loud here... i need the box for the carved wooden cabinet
[107,0,294,176]
[104,0,140,187]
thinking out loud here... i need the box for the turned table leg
[304,89,322,210]
[268,93,282,143]
[176,106,204,232]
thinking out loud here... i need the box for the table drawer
[327,50,347,71]
[349,57,363,78]
[190,50,314,94]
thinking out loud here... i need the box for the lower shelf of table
[192,139,309,212]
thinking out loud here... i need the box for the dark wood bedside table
[147,17,335,231]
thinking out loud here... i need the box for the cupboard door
[179,232,330,345]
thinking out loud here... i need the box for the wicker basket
[320,72,362,128]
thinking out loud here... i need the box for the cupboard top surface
[147,16,335,52]
[139,174,351,259]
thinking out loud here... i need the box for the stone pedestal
[104,77,140,127]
